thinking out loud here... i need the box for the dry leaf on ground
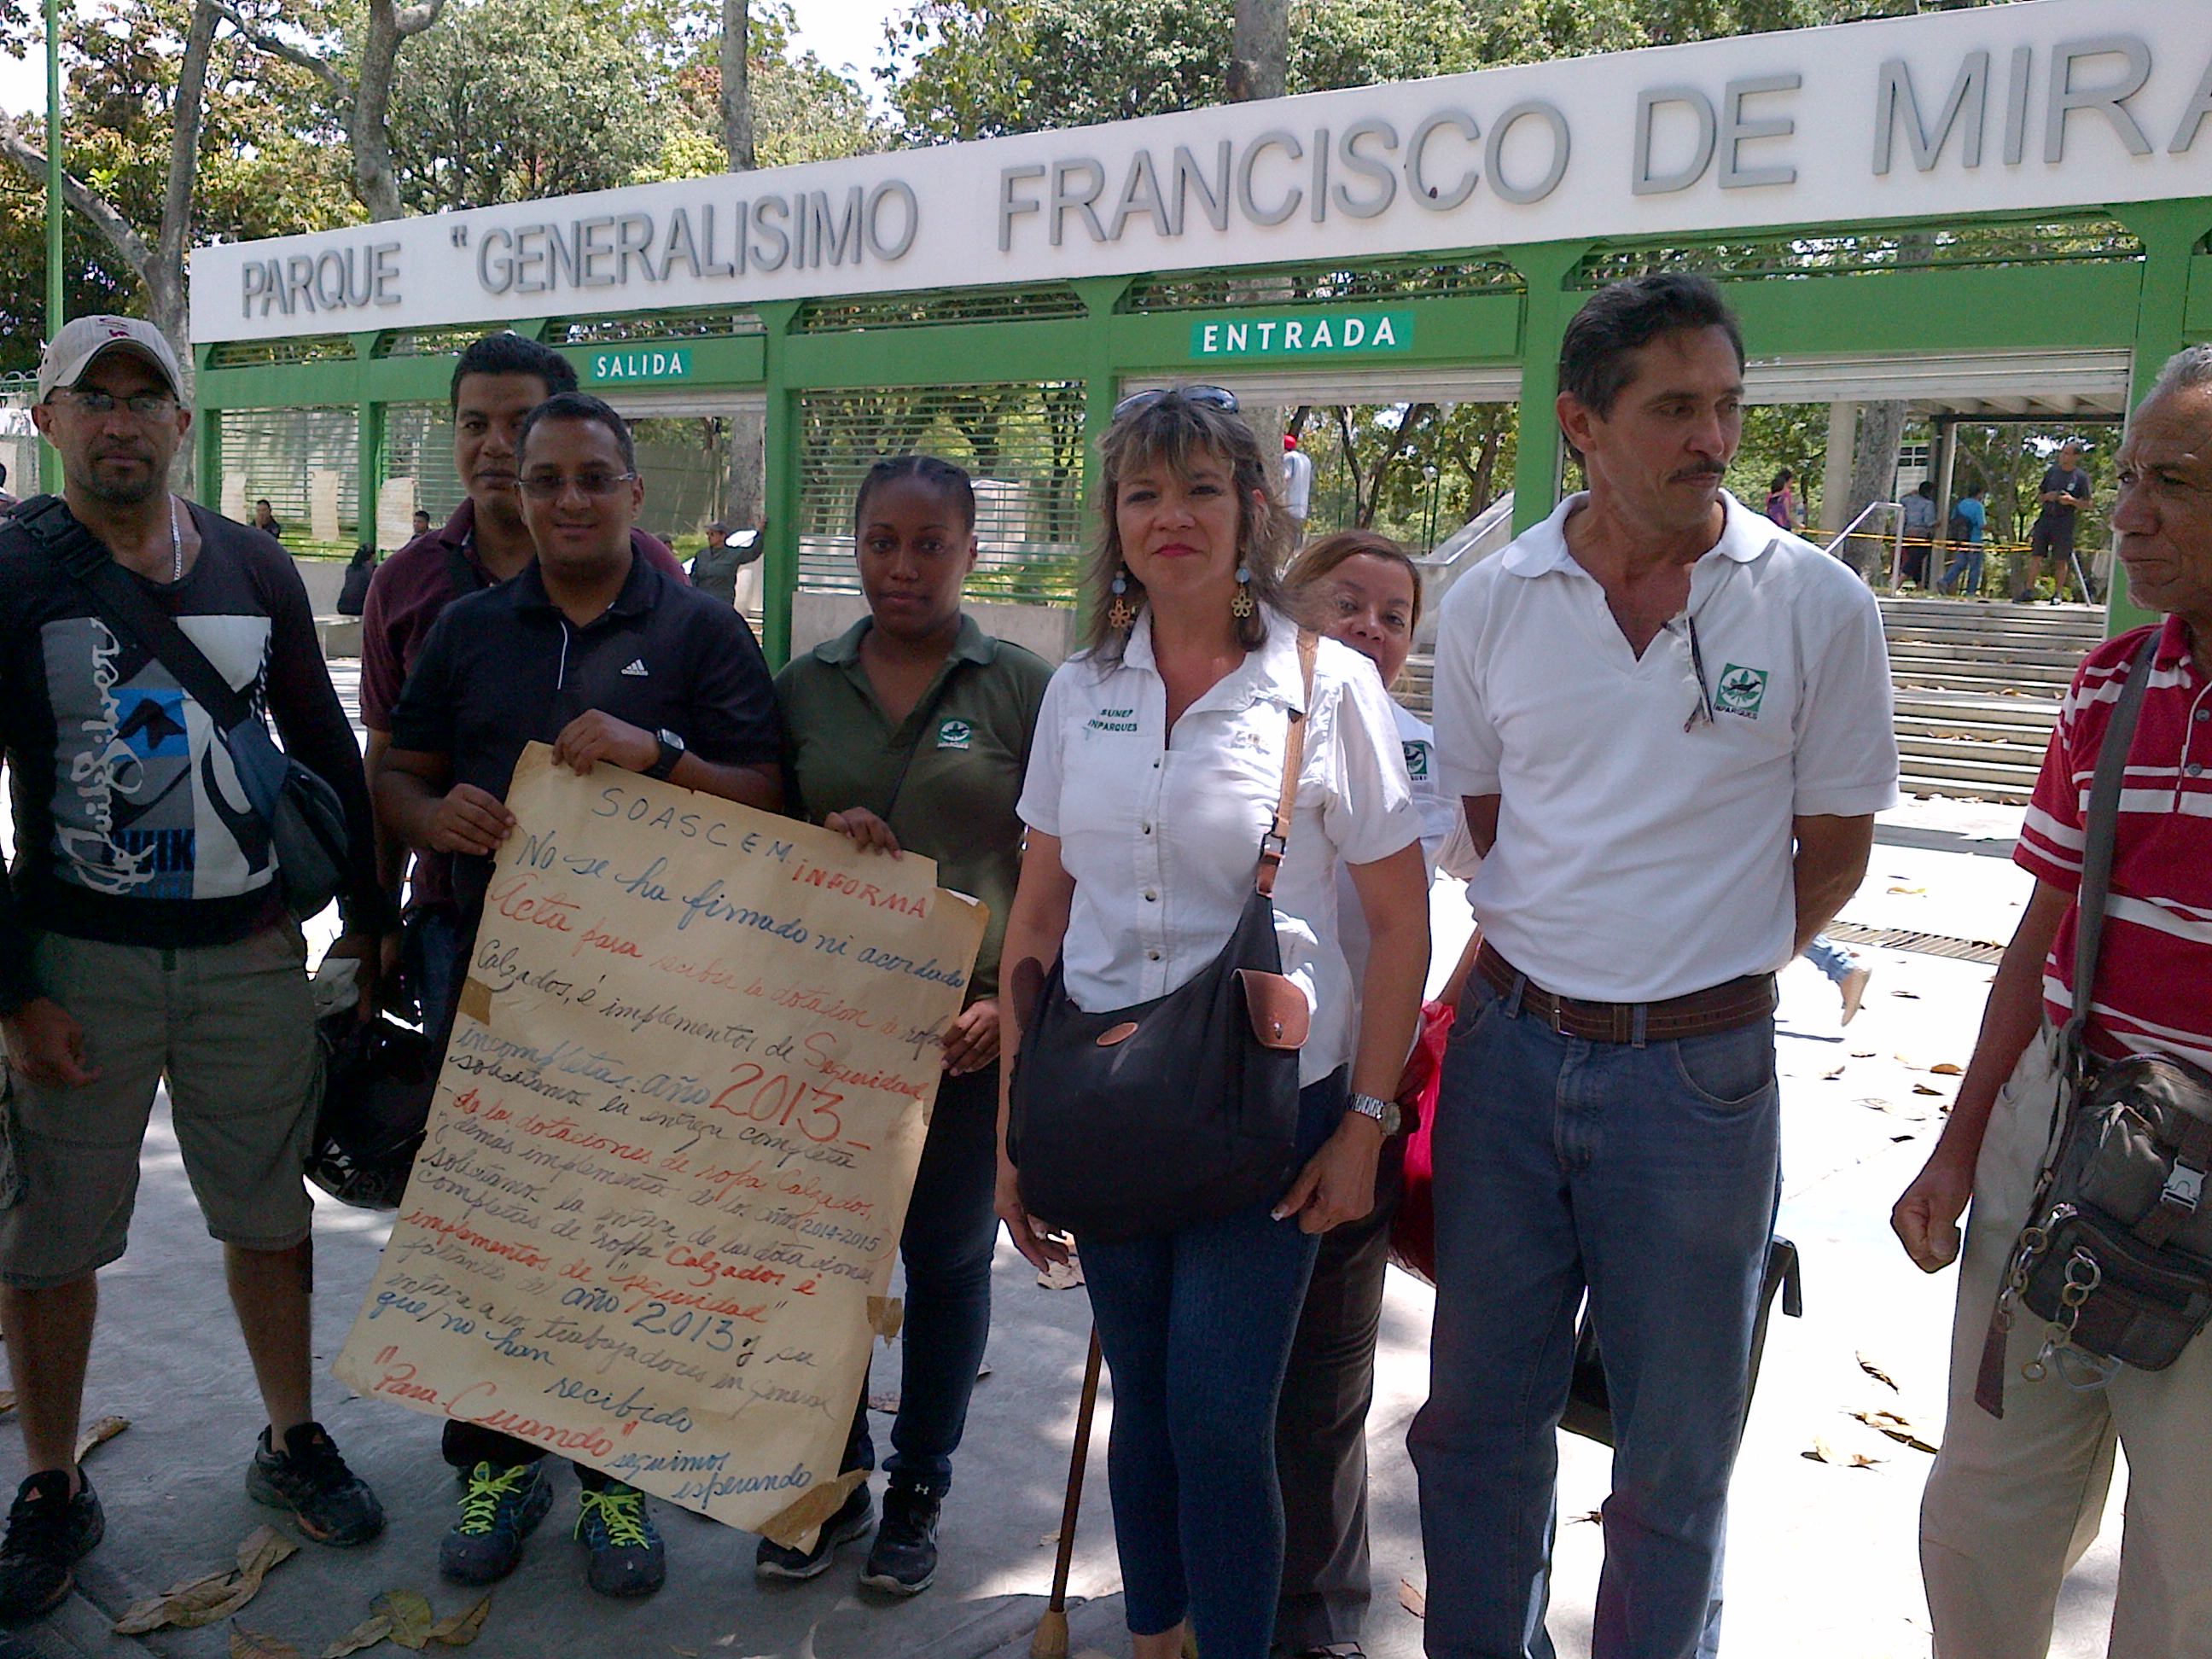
[1039,1528,1062,1546]
[319,1613,393,1657]
[1822,1065,1847,1080]
[1912,1083,1945,1097]
[231,1626,304,1659]
[1929,1062,1964,1075]
[374,1589,437,1652]
[0,1390,15,1414]
[1891,989,1921,1000]
[1851,1410,1941,1454]
[427,1593,492,1646]
[114,1527,300,1634]
[867,1390,899,1413]
[1037,1259,1085,1290]
[1887,885,1927,895]
[1569,1510,1602,1525]
[76,1415,128,1461]
[1852,1050,1876,1058]
[1399,1579,1427,1618]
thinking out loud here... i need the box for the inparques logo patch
[936,718,973,750]
[1714,663,1769,718]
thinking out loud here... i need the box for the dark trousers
[838,1062,1001,1498]
[1273,1134,1407,1654]
[1080,1072,1344,1659]
[443,1418,614,1490]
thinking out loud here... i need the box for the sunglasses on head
[1112,385,1240,421]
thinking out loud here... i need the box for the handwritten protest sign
[334,744,985,1541]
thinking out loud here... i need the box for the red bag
[1388,998,1456,1285]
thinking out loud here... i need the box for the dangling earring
[1230,561,1255,620]
[1108,564,1138,632]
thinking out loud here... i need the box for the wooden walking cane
[1031,1325,1104,1659]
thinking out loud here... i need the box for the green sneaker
[439,1461,554,1585]
[575,1483,666,1598]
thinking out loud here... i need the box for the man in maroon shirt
[358,333,684,1030]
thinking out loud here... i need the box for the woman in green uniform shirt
[760,455,1053,1596]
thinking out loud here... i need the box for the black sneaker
[439,1461,555,1585]
[247,1423,385,1546]
[0,1470,102,1624]
[754,1481,873,1581]
[859,1482,939,1595]
[574,1482,665,1598]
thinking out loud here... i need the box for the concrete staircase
[1396,597,2105,806]
[1884,597,2103,805]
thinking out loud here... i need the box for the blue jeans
[841,1062,1001,1498]
[1408,989,1781,1659]
[406,904,463,1051]
[1080,1071,1345,1659]
[1801,934,1854,987]
[1939,547,1985,594]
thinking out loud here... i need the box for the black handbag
[1007,632,1318,1244]
[1976,632,2212,1415]
[16,496,353,921]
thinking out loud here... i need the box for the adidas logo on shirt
[620,659,649,677]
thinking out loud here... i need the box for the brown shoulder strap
[1256,629,1318,899]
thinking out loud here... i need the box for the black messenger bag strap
[19,497,254,730]
[2057,630,2161,1091]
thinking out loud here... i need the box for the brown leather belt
[1475,942,1777,1044]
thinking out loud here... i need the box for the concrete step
[1889,662,2080,696]
[1895,713,2056,749]
[1899,772,2034,805]
[1893,749,2045,791]
[1884,642,2088,672]
[1881,626,2098,655]
[1892,690,2062,728]
[1879,597,2105,631]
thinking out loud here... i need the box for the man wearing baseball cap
[0,317,390,1623]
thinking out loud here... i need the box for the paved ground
[0,743,2137,1656]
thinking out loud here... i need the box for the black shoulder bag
[1005,632,1318,1244]
[1976,632,2212,1415]
[15,496,353,921]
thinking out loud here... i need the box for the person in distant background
[1939,482,1989,597]
[1901,480,1939,588]
[1282,433,1314,528]
[1763,468,1803,532]
[2021,440,2093,602]
[252,498,283,539]
[411,509,432,538]
[0,463,16,512]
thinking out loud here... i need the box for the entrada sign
[194,0,2212,343]
[1190,311,1412,360]
[588,347,693,384]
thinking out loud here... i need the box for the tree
[1228,0,1284,102]
[208,0,449,220]
[721,0,754,170]
[0,0,222,370]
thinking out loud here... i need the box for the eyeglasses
[1112,385,1240,420]
[1682,613,1716,731]
[517,471,637,500]
[49,388,178,418]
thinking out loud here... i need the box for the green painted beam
[756,301,800,668]
[1505,241,1589,533]
[1721,262,2143,356]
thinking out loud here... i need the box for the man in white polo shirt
[1412,273,1898,1659]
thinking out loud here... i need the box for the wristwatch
[1347,1091,1402,1136]
[645,728,686,781]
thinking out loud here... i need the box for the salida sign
[195,0,2212,344]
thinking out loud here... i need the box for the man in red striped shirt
[1892,346,2212,1659]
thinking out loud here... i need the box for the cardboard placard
[335,745,986,1539]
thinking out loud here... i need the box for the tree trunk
[1842,400,1909,578]
[720,0,754,170]
[352,3,405,219]
[1228,0,1287,102]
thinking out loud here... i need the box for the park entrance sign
[191,0,2210,343]
[186,0,2212,658]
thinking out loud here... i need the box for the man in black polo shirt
[377,392,780,1599]
[2022,440,2093,602]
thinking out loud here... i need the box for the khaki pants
[1921,1029,2212,1658]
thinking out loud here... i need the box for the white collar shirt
[1018,608,1420,1086]
[1432,489,1899,1003]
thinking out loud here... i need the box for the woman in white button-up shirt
[996,390,1429,1659]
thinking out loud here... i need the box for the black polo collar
[509,551,661,622]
